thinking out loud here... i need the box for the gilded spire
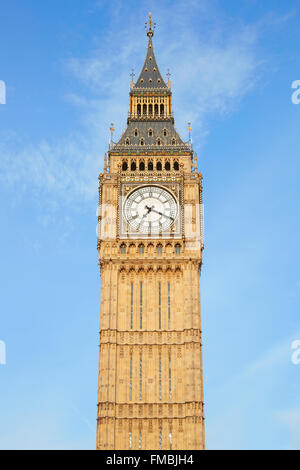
[133,13,167,90]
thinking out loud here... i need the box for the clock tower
[97,14,205,450]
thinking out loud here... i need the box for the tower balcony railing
[120,170,183,181]
[111,142,191,152]
[128,111,174,120]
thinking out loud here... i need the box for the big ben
[96,14,205,450]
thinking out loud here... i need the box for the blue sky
[0,0,300,449]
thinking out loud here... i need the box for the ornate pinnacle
[109,123,115,149]
[187,122,192,146]
[167,69,171,89]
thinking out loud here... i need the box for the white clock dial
[124,186,178,233]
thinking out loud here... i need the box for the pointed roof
[133,15,168,90]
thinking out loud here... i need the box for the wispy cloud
[0,0,281,205]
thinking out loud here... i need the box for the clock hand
[136,205,152,230]
[148,207,175,221]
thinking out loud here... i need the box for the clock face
[124,186,178,233]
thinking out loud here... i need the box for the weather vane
[145,12,156,36]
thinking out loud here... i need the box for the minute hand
[150,208,174,221]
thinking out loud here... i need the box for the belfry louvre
[96,14,205,450]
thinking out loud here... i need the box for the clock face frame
[124,185,178,233]
[119,183,182,239]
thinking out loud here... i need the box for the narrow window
[169,432,172,450]
[154,104,158,115]
[172,138,176,145]
[157,138,161,146]
[175,244,181,255]
[139,161,145,171]
[169,355,172,400]
[122,161,128,171]
[156,161,162,171]
[139,354,142,401]
[134,129,138,136]
[159,355,162,400]
[165,161,170,171]
[174,161,179,171]
[140,138,145,146]
[148,161,153,171]
[163,129,167,136]
[139,431,142,450]
[130,353,133,401]
[139,244,144,255]
[157,244,162,255]
[149,104,153,115]
[148,129,153,137]
[120,244,126,254]
[143,104,147,115]
[129,432,132,450]
[140,281,143,329]
[130,282,133,329]
[168,282,171,328]
[159,429,162,450]
[158,282,162,329]
[137,104,141,116]
[131,161,136,171]
[160,104,164,115]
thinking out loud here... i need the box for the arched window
[165,161,171,171]
[148,129,153,137]
[137,104,141,116]
[122,161,128,171]
[154,104,158,115]
[138,244,144,255]
[143,104,147,115]
[163,129,167,137]
[120,244,126,254]
[174,161,179,171]
[139,161,145,171]
[126,138,130,145]
[160,104,164,115]
[134,129,138,137]
[175,244,181,255]
[149,104,153,115]
[148,161,153,171]
[157,139,161,146]
[157,244,163,255]
[131,161,136,171]
[172,138,176,145]
[156,161,162,171]
[140,138,145,146]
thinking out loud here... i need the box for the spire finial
[187,122,192,147]
[145,12,156,37]
[130,68,135,90]
[167,69,171,89]
[109,123,115,149]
